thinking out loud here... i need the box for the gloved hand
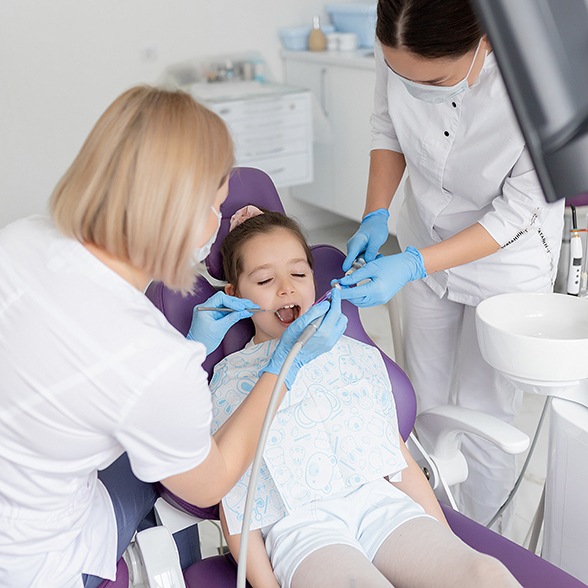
[337,246,426,307]
[260,288,348,389]
[187,291,259,355]
[343,208,390,272]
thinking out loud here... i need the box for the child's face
[226,228,316,343]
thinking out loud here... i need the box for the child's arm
[219,504,280,588]
[389,435,450,528]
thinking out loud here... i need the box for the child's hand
[187,291,258,355]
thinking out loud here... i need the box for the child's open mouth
[274,304,300,324]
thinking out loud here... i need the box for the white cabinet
[187,82,313,188]
[283,51,376,222]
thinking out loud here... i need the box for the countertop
[281,49,376,70]
[183,81,309,103]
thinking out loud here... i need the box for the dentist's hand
[338,247,426,307]
[261,288,348,388]
[343,208,390,272]
[187,291,258,355]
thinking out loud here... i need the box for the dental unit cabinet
[282,49,408,236]
[283,49,378,225]
[163,56,313,189]
[193,84,312,188]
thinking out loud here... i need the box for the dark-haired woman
[339,0,564,530]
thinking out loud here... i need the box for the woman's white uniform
[0,216,212,587]
[371,41,564,527]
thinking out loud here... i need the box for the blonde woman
[0,86,345,588]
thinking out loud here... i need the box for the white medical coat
[0,217,212,587]
[372,42,564,305]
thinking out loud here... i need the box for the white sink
[476,293,588,387]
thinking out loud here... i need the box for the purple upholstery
[183,554,251,588]
[566,192,588,208]
[207,167,286,281]
[145,167,584,588]
[95,558,129,588]
[441,504,586,587]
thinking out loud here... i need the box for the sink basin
[476,293,588,386]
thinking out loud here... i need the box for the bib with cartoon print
[210,336,407,535]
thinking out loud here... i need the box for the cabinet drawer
[211,93,310,124]
[227,120,309,144]
[227,113,310,135]
[236,138,310,162]
[238,152,312,188]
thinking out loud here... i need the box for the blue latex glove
[337,246,426,307]
[343,208,390,272]
[260,288,348,389]
[187,291,259,355]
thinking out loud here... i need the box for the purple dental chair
[144,167,586,588]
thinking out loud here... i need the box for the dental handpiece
[567,205,583,296]
[237,308,326,588]
[313,257,367,305]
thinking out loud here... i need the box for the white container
[326,32,339,51]
[338,32,359,51]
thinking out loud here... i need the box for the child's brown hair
[221,209,314,289]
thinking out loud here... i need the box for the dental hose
[236,316,324,588]
[485,395,552,530]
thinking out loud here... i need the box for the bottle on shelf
[308,15,327,52]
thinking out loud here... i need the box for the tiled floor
[199,219,549,556]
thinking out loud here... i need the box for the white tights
[290,518,521,588]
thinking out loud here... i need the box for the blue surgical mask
[395,38,484,104]
[192,206,222,266]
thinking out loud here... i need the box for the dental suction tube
[236,315,324,588]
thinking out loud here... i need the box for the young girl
[209,206,520,588]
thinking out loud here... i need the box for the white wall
[0,0,349,229]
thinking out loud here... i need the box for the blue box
[278,26,311,51]
[326,3,378,49]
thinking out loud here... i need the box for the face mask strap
[464,37,484,82]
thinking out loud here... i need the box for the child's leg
[372,518,521,588]
[291,544,393,588]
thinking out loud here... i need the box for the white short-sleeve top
[371,41,564,305]
[0,216,212,587]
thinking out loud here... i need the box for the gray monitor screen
[473,0,588,202]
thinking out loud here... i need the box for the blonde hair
[50,85,234,293]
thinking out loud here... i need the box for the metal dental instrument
[346,257,367,276]
[195,307,271,313]
[312,258,366,306]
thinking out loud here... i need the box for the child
[209,206,521,588]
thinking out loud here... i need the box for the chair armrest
[416,406,530,486]
[154,497,204,534]
[126,526,186,588]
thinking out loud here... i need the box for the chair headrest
[206,167,285,281]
